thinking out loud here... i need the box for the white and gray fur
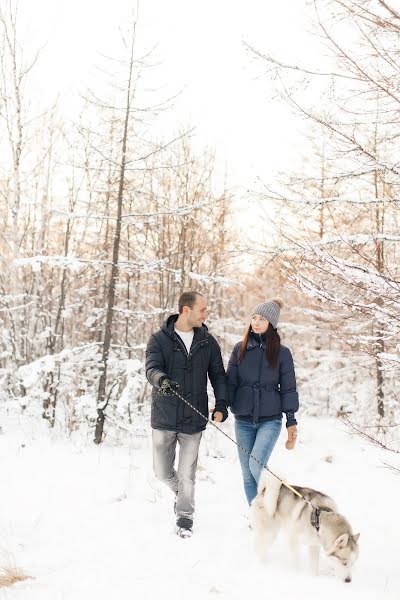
[251,470,360,583]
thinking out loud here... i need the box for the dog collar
[311,507,332,532]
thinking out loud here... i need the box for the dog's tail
[256,469,282,517]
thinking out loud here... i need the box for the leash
[167,385,309,504]
[167,386,325,525]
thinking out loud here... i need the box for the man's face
[186,296,208,328]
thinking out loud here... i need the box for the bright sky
[19,1,320,204]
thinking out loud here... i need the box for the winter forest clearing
[1,0,400,598]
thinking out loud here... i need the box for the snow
[0,415,399,599]
[116,359,146,417]
[13,256,84,273]
[17,356,56,389]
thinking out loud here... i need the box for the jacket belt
[240,384,278,391]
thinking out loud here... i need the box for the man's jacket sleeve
[208,337,226,403]
[226,344,239,407]
[145,334,167,389]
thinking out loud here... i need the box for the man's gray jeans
[152,429,202,521]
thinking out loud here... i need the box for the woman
[227,298,298,505]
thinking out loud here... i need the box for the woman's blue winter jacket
[226,333,299,422]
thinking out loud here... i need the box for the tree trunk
[94,26,136,444]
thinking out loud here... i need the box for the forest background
[0,0,399,456]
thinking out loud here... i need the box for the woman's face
[251,314,269,334]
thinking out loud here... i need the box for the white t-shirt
[174,327,194,354]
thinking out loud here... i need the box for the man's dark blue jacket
[146,314,226,433]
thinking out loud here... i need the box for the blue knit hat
[252,298,284,329]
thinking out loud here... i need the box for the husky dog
[251,471,360,583]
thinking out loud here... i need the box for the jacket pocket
[151,396,178,428]
[186,393,208,427]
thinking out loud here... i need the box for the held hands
[285,425,297,450]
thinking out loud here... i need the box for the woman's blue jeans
[234,418,282,505]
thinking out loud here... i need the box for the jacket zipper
[188,339,204,356]
[173,332,206,358]
[173,332,189,357]
[172,334,207,418]
[254,334,264,424]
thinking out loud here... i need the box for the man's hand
[159,378,178,397]
[210,402,228,423]
[213,411,223,423]
[285,425,297,450]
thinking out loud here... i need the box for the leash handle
[282,480,303,499]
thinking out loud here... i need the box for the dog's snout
[345,577,351,583]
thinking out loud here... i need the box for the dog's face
[327,532,360,583]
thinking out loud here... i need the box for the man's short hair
[178,291,203,313]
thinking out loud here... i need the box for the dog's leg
[286,527,301,570]
[253,518,280,564]
[308,545,320,576]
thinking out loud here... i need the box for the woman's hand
[285,425,297,450]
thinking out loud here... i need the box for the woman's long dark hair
[238,323,281,368]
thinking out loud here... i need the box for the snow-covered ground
[0,414,399,600]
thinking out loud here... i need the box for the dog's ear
[333,533,349,549]
[352,533,360,543]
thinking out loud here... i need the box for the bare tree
[246,0,400,447]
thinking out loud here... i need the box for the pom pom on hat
[270,297,284,309]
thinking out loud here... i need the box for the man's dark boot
[176,516,193,538]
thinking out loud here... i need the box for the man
[146,291,228,538]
